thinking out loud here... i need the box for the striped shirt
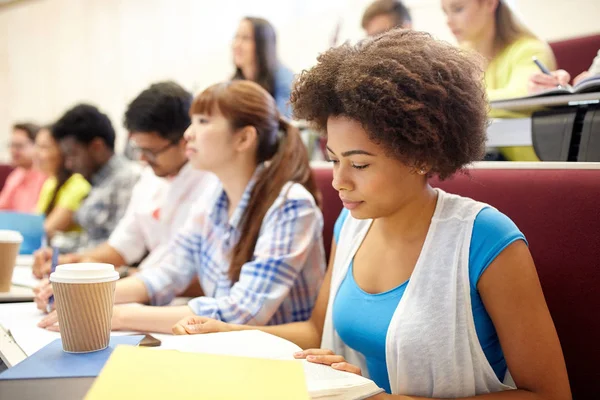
[136,170,326,325]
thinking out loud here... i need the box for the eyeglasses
[129,139,179,163]
[7,142,30,151]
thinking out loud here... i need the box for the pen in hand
[46,246,59,314]
[532,56,564,89]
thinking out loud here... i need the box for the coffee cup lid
[0,230,23,243]
[50,263,119,284]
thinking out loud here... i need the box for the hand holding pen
[528,56,571,93]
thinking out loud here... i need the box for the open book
[489,75,600,112]
[530,74,600,96]
[506,74,600,101]
[159,330,383,400]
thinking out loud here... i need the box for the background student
[0,123,46,212]
[51,104,141,248]
[39,80,326,334]
[361,0,412,36]
[34,126,90,241]
[442,0,556,161]
[232,17,295,118]
[32,81,218,283]
[172,30,570,400]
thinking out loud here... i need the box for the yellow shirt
[36,173,91,215]
[486,36,556,161]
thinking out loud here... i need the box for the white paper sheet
[11,266,41,289]
[0,302,170,356]
[159,330,302,359]
[15,255,34,268]
[6,326,62,356]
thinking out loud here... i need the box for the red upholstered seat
[313,166,343,262]
[0,164,14,192]
[433,167,600,400]
[550,34,600,80]
[312,163,600,399]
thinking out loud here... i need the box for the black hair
[124,81,192,141]
[52,104,116,150]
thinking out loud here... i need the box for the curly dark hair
[124,81,192,141]
[291,29,488,179]
[52,104,116,150]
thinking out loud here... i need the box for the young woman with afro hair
[173,30,570,400]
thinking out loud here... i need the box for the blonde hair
[494,0,536,52]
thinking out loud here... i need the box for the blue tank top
[332,207,525,394]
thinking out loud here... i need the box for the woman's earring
[418,168,427,175]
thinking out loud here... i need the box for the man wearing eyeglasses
[33,82,218,284]
[0,123,46,212]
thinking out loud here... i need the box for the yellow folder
[85,345,310,400]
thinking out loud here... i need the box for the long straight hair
[190,80,320,283]
[45,126,74,215]
[493,0,536,52]
[232,17,279,98]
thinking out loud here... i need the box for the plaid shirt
[76,155,141,248]
[137,171,326,325]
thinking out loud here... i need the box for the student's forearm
[114,276,151,305]
[80,242,127,267]
[229,320,322,350]
[113,305,196,334]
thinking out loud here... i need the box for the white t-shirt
[108,163,219,269]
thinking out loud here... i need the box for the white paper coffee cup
[50,263,119,353]
[0,230,23,292]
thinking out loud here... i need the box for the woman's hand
[172,315,233,335]
[527,69,571,93]
[32,249,80,279]
[32,248,52,279]
[37,309,59,332]
[38,305,124,331]
[294,348,362,376]
[33,279,54,312]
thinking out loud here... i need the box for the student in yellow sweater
[442,0,556,161]
[35,127,90,238]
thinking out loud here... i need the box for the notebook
[85,346,310,400]
[0,335,144,380]
[533,74,600,96]
[157,330,383,400]
[501,74,600,101]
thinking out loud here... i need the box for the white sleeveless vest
[321,189,516,397]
